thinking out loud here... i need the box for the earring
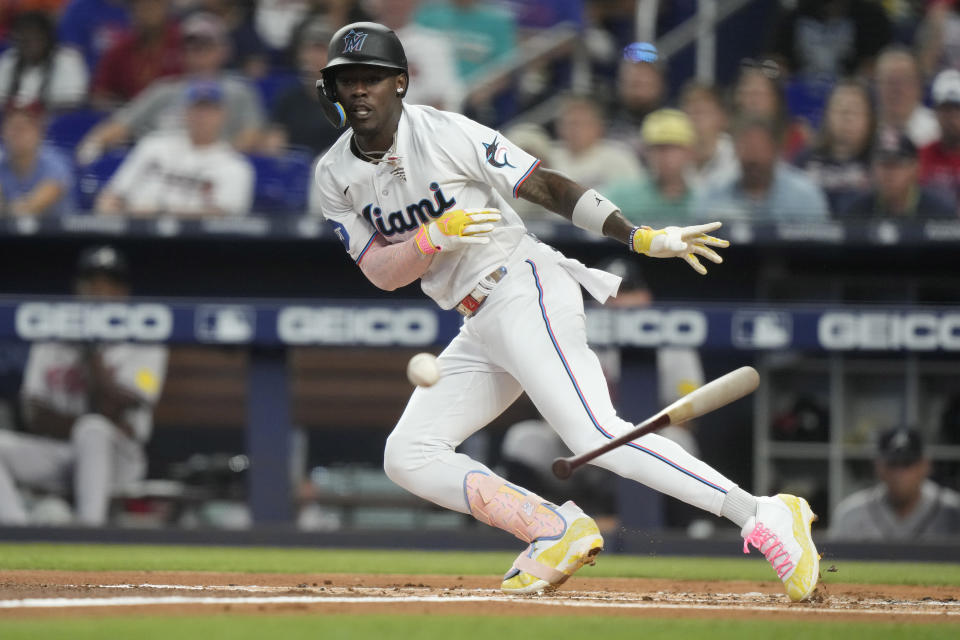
[397,88,403,95]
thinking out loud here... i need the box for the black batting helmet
[319,21,408,102]
[76,245,128,282]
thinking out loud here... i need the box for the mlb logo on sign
[732,311,792,349]
[343,29,368,53]
[196,305,255,344]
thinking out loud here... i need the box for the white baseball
[407,352,440,387]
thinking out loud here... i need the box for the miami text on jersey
[362,182,456,236]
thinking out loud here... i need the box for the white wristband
[572,189,619,235]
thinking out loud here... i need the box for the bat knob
[552,457,573,480]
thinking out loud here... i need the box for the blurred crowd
[2,0,960,221]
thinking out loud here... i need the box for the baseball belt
[455,266,507,317]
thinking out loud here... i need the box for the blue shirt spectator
[58,0,130,71]
[694,116,829,220]
[501,0,584,31]
[0,107,74,217]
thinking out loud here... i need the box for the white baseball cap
[933,69,960,106]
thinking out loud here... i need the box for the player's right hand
[414,208,501,255]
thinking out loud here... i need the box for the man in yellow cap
[603,108,697,224]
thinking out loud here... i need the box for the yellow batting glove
[630,221,730,275]
[415,208,501,256]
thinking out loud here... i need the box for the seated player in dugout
[0,246,168,526]
[314,23,820,602]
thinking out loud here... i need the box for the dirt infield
[1,570,958,624]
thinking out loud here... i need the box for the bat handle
[551,457,573,480]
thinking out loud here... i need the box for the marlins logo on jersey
[482,136,516,169]
[343,29,368,53]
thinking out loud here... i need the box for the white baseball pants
[0,414,145,525]
[384,239,735,518]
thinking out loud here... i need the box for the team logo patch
[342,29,368,53]
[482,136,516,169]
[328,220,351,250]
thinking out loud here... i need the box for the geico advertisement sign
[587,309,707,347]
[16,303,172,341]
[819,312,960,350]
[278,306,437,345]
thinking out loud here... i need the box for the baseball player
[0,246,168,526]
[314,22,819,601]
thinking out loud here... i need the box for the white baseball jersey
[315,103,542,310]
[315,102,740,532]
[21,342,168,443]
[106,131,254,216]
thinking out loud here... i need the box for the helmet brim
[322,57,407,74]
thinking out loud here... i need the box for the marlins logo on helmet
[342,29,368,53]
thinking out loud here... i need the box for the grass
[1,543,960,586]
[0,615,957,640]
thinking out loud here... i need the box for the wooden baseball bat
[551,366,760,479]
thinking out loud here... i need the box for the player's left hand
[415,208,501,255]
[631,221,729,275]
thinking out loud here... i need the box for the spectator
[414,0,517,84]
[0,246,168,526]
[90,0,183,108]
[843,127,956,218]
[732,61,809,159]
[874,46,940,148]
[607,57,665,153]
[500,0,583,35]
[679,81,736,189]
[918,0,960,77]
[0,104,74,216]
[0,10,88,110]
[253,0,309,54]
[693,115,830,221]
[265,17,341,155]
[829,427,960,541]
[76,12,266,161]
[95,80,254,217]
[190,0,268,79]
[57,0,130,71]
[768,0,892,79]
[919,68,960,205]
[603,108,697,224]
[551,94,643,189]
[372,0,463,111]
[794,80,874,214]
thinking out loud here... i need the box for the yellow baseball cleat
[742,494,820,602]
[501,501,603,595]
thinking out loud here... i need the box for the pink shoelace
[742,522,795,579]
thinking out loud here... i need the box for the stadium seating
[45,108,108,151]
[73,148,127,212]
[250,149,313,215]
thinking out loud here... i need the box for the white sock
[720,486,757,528]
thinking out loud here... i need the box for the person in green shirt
[414,0,517,82]
[604,108,697,225]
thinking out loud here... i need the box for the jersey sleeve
[440,114,540,200]
[109,345,168,406]
[20,343,49,402]
[314,159,379,265]
[213,153,254,215]
[106,134,159,197]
